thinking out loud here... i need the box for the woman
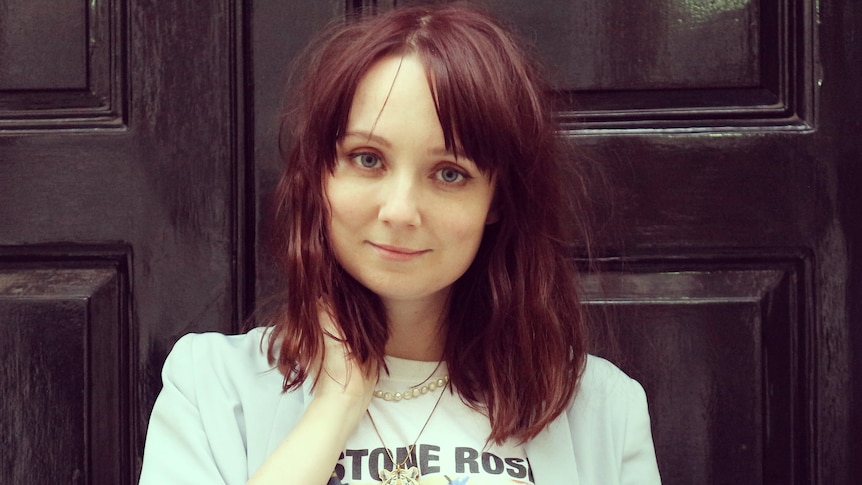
[140,3,660,484]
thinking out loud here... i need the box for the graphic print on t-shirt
[337,357,534,484]
[329,443,535,484]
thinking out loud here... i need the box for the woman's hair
[267,2,589,443]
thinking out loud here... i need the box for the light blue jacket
[140,328,661,484]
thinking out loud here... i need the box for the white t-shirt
[335,357,533,484]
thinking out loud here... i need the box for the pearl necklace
[373,375,449,402]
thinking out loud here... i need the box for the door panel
[0,0,123,129]
[582,254,810,484]
[0,252,129,484]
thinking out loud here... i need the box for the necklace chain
[366,380,448,483]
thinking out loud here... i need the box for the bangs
[411,29,536,178]
[419,49,502,175]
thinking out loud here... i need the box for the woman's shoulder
[578,354,645,398]
[168,326,271,366]
[526,355,660,483]
[567,354,649,424]
[161,327,284,402]
[142,327,298,484]
[562,355,660,483]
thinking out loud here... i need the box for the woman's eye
[437,167,466,184]
[351,153,381,169]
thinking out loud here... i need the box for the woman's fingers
[315,308,377,404]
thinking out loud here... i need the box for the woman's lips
[369,242,429,261]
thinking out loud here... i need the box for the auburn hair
[266,2,589,444]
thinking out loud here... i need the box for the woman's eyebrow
[428,145,467,159]
[342,130,392,148]
[343,130,466,159]
[428,146,452,156]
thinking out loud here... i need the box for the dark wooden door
[0,1,245,483]
[1,0,859,484]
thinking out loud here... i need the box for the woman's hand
[247,307,377,485]
[314,308,377,408]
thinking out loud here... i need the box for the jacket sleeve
[139,334,229,484]
[620,378,661,485]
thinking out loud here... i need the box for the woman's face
[325,53,496,307]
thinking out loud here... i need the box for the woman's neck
[382,291,448,361]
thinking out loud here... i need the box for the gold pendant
[379,465,420,485]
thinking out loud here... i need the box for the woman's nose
[377,175,421,227]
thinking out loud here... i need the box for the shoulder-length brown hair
[267,2,588,444]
